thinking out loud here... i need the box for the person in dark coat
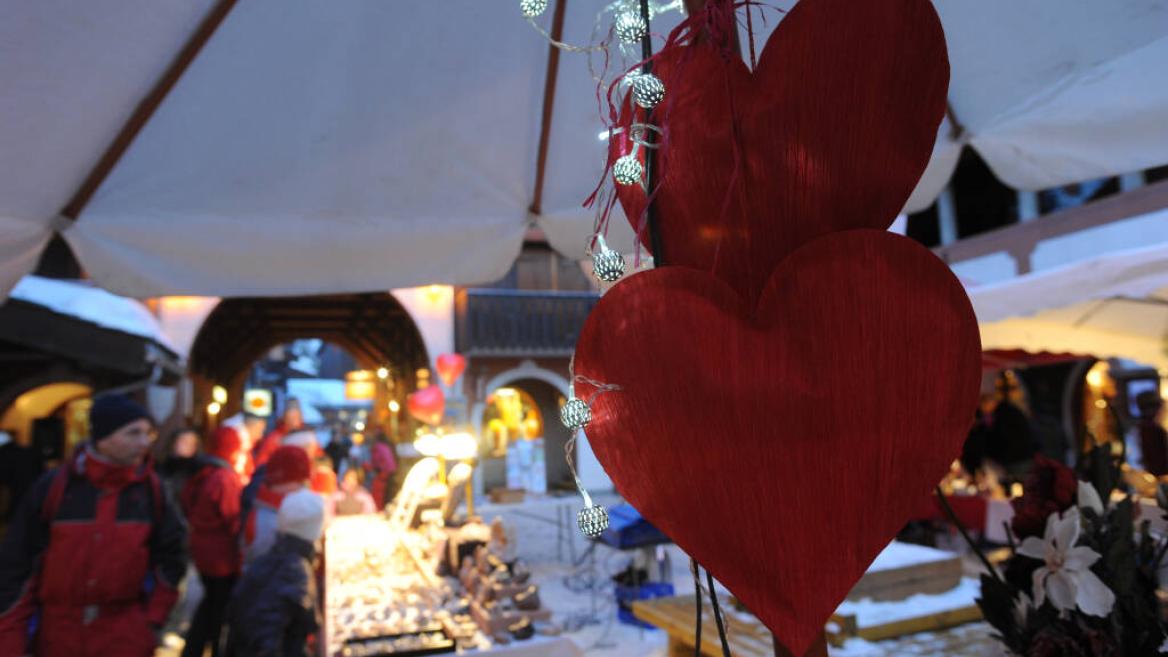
[1136,390,1168,477]
[180,426,244,657]
[154,426,201,509]
[226,489,323,657]
[0,395,187,657]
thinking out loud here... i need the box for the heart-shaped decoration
[612,0,948,303]
[407,384,446,426]
[435,353,468,387]
[574,231,980,655]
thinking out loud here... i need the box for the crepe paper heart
[574,230,980,655]
[435,353,467,387]
[407,385,446,426]
[612,0,948,303]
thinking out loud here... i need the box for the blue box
[614,582,676,628]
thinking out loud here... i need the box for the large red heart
[612,0,948,303]
[574,231,980,655]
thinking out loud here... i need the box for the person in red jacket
[0,395,187,657]
[252,400,303,468]
[180,426,244,657]
[367,441,398,509]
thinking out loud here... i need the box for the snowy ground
[479,494,1006,657]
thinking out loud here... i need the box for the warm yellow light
[1085,362,1108,389]
[354,421,366,431]
[1094,399,1107,409]
[344,369,376,401]
[424,284,446,304]
[388,400,401,413]
[414,433,441,457]
[440,432,479,461]
[211,385,228,405]
[416,368,431,381]
[1010,482,1024,498]
[376,367,389,380]
[207,401,222,416]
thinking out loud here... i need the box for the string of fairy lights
[518,0,687,538]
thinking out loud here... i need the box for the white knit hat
[277,489,325,543]
[281,429,318,452]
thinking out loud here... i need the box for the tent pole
[528,0,569,218]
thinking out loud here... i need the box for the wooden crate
[487,488,526,504]
[632,594,982,655]
[846,543,963,602]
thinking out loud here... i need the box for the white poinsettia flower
[1077,480,1106,514]
[1016,508,1116,617]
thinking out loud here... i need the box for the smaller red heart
[613,0,948,303]
[575,230,980,655]
[407,385,446,426]
[435,353,467,388]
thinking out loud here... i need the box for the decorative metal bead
[520,0,548,18]
[591,234,626,283]
[631,73,665,110]
[612,154,643,186]
[615,12,648,44]
[577,504,610,538]
[560,397,592,430]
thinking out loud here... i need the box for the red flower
[1011,455,1078,540]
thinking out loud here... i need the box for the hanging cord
[706,569,733,657]
[691,559,703,657]
[934,486,1004,585]
[564,356,624,506]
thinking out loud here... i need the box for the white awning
[970,233,1168,370]
[1,0,1165,298]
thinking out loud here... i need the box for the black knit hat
[90,395,153,442]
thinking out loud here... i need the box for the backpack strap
[39,455,77,523]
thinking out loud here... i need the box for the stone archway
[470,360,611,495]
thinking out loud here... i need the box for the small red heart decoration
[612,0,948,302]
[407,385,446,426]
[575,231,980,655]
[435,353,468,388]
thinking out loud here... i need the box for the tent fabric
[0,0,219,296]
[970,234,1168,370]
[1,1,1166,298]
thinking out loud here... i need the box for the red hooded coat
[181,427,244,577]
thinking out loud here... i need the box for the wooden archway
[187,293,429,422]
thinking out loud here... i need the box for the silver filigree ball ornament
[631,73,665,110]
[560,397,592,430]
[590,234,626,283]
[577,504,610,538]
[614,12,648,44]
[612,154,643,186]
[520,0,548,18]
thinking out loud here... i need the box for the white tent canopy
[2,0,1166,298]
[971,224,1168,370]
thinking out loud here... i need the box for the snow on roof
[9,275,176,351]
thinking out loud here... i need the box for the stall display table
[323,515,576,656]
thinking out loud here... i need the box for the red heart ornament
[613,0,948,303]
[407,385,446,426]
[574,231,980,655]
[435,353,467,388]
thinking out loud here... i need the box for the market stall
[322,457,581,657]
